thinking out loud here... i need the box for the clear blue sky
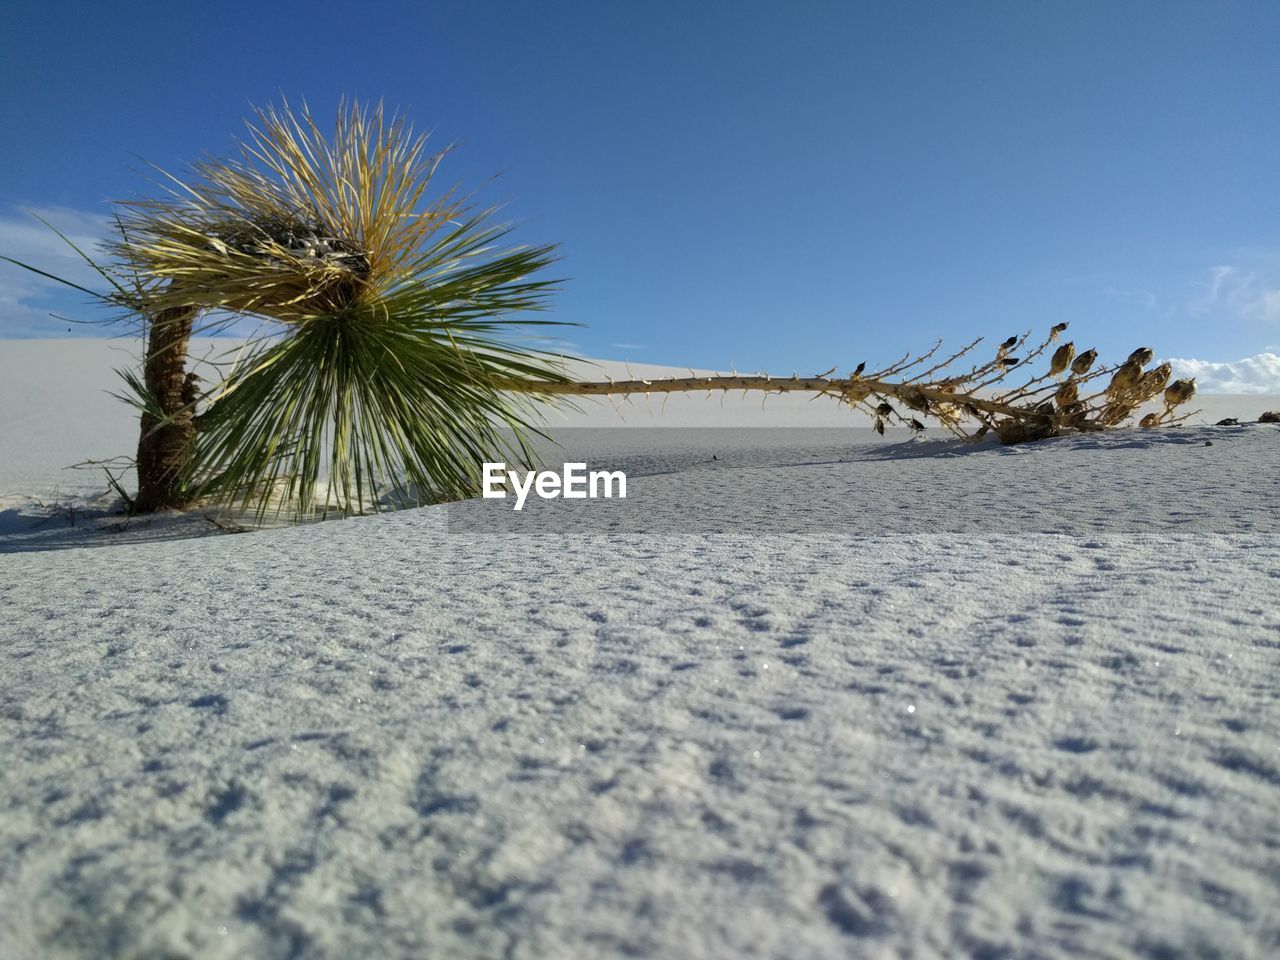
[2,1,1278,388]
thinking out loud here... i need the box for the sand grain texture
[0,340,1278,959]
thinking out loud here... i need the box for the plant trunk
[134,305,198,512]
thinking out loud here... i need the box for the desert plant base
[133,305,199,513]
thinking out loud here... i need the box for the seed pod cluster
[615,324,1200,447]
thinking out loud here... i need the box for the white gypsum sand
[0,339,1278,959]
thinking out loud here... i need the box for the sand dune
[1,340,1278,959]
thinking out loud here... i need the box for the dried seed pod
[876,401,894,417]
[995,417,1058,444]
[1101,400,1133,425]
[1058,401,1088,428]
[1139,412,1161,428]
[1055,380,1079,408]
[1107,360,1142,397]
[842,383,871,405]
[1050,322,1069,338]
[874,418,885,436]
[1164,378,1196,407]
[998,335,1018,354]
[900,387,930,412]
[1049,341,1075,377]
[909,418,925,432]
[1071,349,1098,375]
[1128,347,1155,367]
[1139,362,1172,396]
[852,361,866,376]
[1000,357,1021,367]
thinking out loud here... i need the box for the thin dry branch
[497,323,1197,445]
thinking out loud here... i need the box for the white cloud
[514,336,582,355]
[1258,289,1280,324]
[0,206,112,288]
[1166,353,1280,394]
[0,206,115,336]
[610,342,647,351]
[1190,263,1280,324]
[1207,265,1235,301]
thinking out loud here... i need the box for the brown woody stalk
[498,324,1198,445]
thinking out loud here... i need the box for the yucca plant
[11,101,575,518]
[3,100,1197,525]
